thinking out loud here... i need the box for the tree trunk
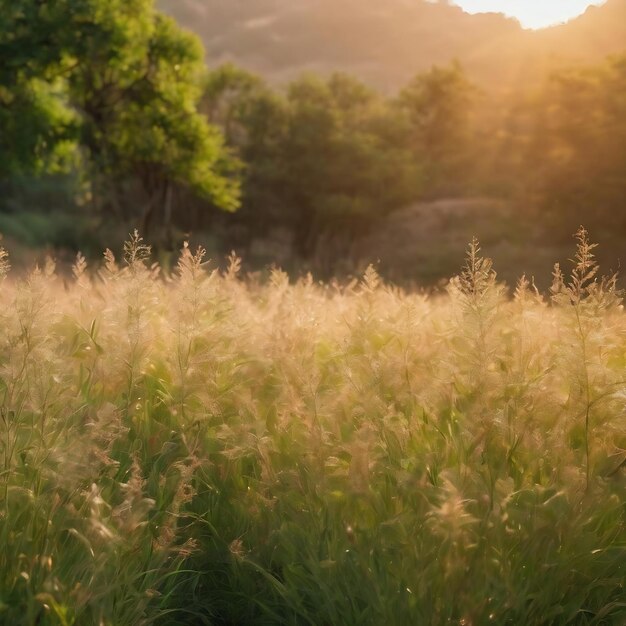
[162,182,174,251]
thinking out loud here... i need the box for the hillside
[157,0,626,90]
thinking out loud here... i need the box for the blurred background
[1,0,625,287]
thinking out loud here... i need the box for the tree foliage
[0,0,239,229]
[202,70,422,257]
[198,54,626,262]
[526,55,626,231]
[396,62,475,197]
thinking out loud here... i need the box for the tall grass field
[0,229,625,625]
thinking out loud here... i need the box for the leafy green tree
[397,62,475,197]
[201,63,268,146]
[0,0,239,236]
[68,8,239,233]
[0,79,76,180]
[0,1,79,179]
[199,65,289,244]
[203,69,421,260]
[280,73,420,257]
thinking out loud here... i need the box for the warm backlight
[453,0,606,29]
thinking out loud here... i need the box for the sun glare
[453,0,607,29]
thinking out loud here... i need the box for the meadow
[0,229,625,625]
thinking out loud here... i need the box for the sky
[453,0,606,29]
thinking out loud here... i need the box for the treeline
[197,64,473,260]
[204,56,626,258]
[476,55,626,235]
[1,1,625,265]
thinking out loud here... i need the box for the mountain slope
[157,0,626,90]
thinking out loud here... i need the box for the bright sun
[453,0,606,29]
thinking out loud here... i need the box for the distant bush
[0,211,103,253]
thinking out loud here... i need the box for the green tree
[397,62,475,197]
[0,0,239,237]
[0,0,80,179]
[281,73,420,257]
[0,79,76,180]
[199,64,289,244]
[201,63,268,146]
[203,70,421,261]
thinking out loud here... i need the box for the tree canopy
[0,0,239,230]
